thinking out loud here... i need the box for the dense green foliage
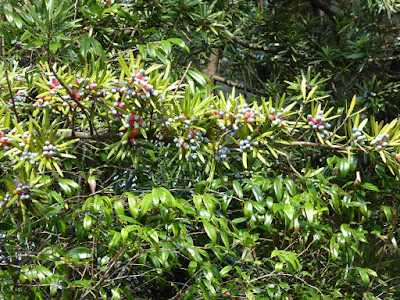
[1,0,400,299]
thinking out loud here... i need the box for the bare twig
[50,66,96,136]
[173,61,192,96]
[79,246,128,300]
[1,36,19,121]
[211,74,261,95]
[224,30,279,54]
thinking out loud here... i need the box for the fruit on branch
[21,151,40,167]
[125,113,146,129]
[351,127,366,146]
[42,141,61,159]
[238,136,259,152]
[111,102,126,120]
[34,97,51,108]
[11,38,22,50]
[10,90,28,107]
[0,131,11,150]
[307,111,331,138]
[269,107,287,128]
[14,180,35,201]
[364,91,376,100]
[237,103,261,124]
[215,146,231,162]
[370,134,389,149]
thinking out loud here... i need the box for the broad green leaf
[244,201,254,218]
[304,203,314,222]
[140,194,153,217]
[283,204,295,221]
[114,201,125,216]
[339,159,350,178]
[67,247,92,259]
[188,261,197,277]
[83,215,92,231]
[283,178,297,196]
[274,179,283,201]
[203,220,217,243]
[233,180,243,199]
[361,183,380,192]
[252,185,263,202]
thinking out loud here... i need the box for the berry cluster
[69,87,85,101]
[15,74,25,82]
[34,97,52,108]
[61,95,76,108]
[20,151,40,167]
[0,193,13,210]
[47,75,62,93]
[215,146,231,162]
[15,180,36,201]
[101,0,114,8]
[17,134,31,148]
[209,103,265,132]
[0,132,11,150]
[10,90,28,107]
[74,76,103,100]
[123,113,147,145]
[364,91,376,100]
[188,130,209,160]
[187,129,209,144]
[173,130,210,160]
[237,103,261,125]
[125,113,146,129]
[40,74,105,109]
[165,114,192,128]
[111,101,126,120]
[238,136,259,152]
[174,137,189,150]
[269,107,287,128]
[131,67,157,96]
[351,127,367,146]
[109,67,157,101]
[391,151,400,162]
[11,38,22,50]
[370,134,389,149]
[214,110,236,131]
[42,141,61,158]
[307,112,331,138]
[125,132,139,146]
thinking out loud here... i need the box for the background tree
[1,0,400,299]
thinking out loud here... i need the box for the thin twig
[173,61,192,96]
[50,66,95,136]
[1,36,19,121]
[224,30,279,53]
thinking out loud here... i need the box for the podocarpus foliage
[1,0,400,299]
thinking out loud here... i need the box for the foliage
[1,0,400,299]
